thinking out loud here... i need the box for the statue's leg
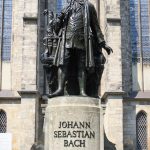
[78,70,87,96]
[78,50,87,96]
[48,48,71,98]
[48,66,67,98]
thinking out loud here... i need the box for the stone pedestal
[102,92,125,150]
[44,96,101,150]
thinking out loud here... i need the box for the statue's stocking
[48,67,67,98]
[78,70,87,96]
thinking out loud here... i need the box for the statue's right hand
[103,44,113,55]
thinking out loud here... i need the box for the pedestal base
[44,96,101,150]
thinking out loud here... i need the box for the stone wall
[11,0,24,91]
[123,99,150,150]
[123,100,136,150]
[4,0,150,150]
[101,0,122,94]
[19,92,39,150]
[89,0,96,7]
[21,20,37,90]
[120,0,132,93]
[0,102,21,150]
[101,1,125,150]
[1,0,40,149]
[11,0,38,91]
[2,62,11,90]
[0,92,38,150]
[103,93,124,150]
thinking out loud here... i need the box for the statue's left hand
[103,44,113,55]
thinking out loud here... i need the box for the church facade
[0,0,150,149]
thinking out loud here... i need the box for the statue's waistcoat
[65,2,85,50]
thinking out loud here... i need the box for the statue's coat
[53,1,105,68]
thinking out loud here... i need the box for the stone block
[44,96,102,150]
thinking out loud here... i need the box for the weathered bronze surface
[41,0,113,98]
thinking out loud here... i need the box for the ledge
[101,91,126,102]
[0,90,21,101]
[125,91,150,100]
[107,18,121,23]
[23,13,37,21]
[18,90,39,96]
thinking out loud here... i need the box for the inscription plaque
[54,121,95,147]
[44,97,101,150]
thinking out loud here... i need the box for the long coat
[53,1,105,68]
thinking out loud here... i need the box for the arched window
[0,110,7,133]
[0,0,12,61]
[130,0,150,91]
[136,111,147,150]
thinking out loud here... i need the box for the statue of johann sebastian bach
[48,0,113,98]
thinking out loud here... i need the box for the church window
[56,0,68,13]
[0,0,12,61]
[0,110,7,133]
[136,111,147,150]
[130,0,150,91]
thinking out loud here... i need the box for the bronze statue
[41,0,113,98]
